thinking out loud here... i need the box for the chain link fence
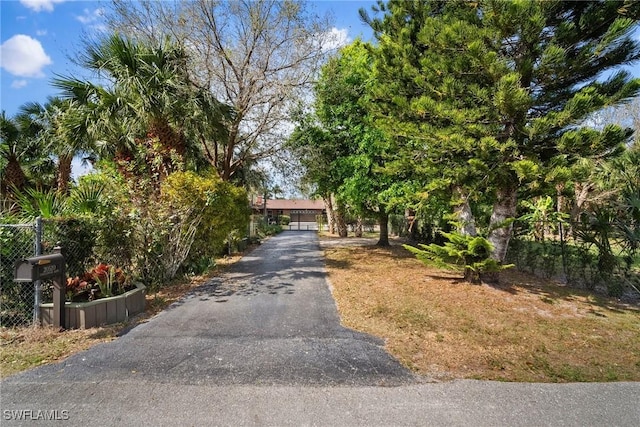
[2,213,246,328]
[1,217,117,328]
[1,220,39,328]
[389,213,639,299]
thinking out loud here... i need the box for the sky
[3,0,640,118]
[0,0,377,118]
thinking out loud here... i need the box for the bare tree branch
[108,0,333,182]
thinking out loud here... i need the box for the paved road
[2,231,639,426]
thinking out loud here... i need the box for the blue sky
[0,0,376,117]
[2,0,639,119]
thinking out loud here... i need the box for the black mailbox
[14,253,65,282]
[14,248,66,329]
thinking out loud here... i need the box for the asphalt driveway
[3,231,411,387]
[2,231,638,426]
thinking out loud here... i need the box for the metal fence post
[33,216,43,323]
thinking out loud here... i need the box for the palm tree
[53,35,232,183]
[1,112,28,197]
[16,97,94,195]
[1,111,58,208]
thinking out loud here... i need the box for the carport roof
[254,199,325,210]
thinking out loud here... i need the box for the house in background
[251,197,326,230]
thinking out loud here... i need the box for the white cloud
[75,8,107,34]
[75,8,104,25]
[318,27,351,52]
[20,0,66,13]
[0,35,52,78]
[11,79,28,89]
[11,79,27,89]
[36,29,48,36]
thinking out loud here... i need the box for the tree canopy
[289,40,398,244]
[363,0,640,263]
[107,0,333,183]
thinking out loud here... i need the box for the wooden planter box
[40,283,146,329]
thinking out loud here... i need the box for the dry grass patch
[1,252,247,378]
[324,242,640,382]
[0,324,120,378]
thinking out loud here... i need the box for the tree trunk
[1,156,26,211]
[332,194,348,237]
[323,196,335,234]
[57,154,73,194]
[570,181,593,238]
[454,187,477,236]
[222,117,242,181]
[148,117,185,180]
[556,183,565,216]
[487,184,518,263]
[355,217,363,237]
[335,213,348,238]
[1,155,26,194]
[405,208,419,241]
[263,193,268,223]
[376,208,390,247]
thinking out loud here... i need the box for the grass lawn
[324,237,640,382]
[0,253,246,378]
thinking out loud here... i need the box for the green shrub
[258,222,283,236]
[278,215,290,226]
[161,171,250,263]
[42,217,97,277]
[404,231,512,284]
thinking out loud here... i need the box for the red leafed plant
[66,264,133,301]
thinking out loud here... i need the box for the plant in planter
[41,263,146,329]
[65,263,134,302]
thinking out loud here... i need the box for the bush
[278,215,290,226]
[506,237,639,297]
[256,218,283,236]
[42,217,97,278]
[405,231,512,284]
[161,171,250,268]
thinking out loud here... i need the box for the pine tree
[365,0,640,269]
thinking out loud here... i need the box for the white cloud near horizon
[11,79,28,89]
[20,0,66,13]
[0,35,52,78]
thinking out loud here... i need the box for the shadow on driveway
[3,231,414,387]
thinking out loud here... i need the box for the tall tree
[108,0,333,182]
[54,35,229,185]
[289,41,397,245]
[317,41,397,246]
[0,112,28,197]
[1,109,58,205]
[287,107,348,236]
[16,98,94,194]
[365,0,640,264]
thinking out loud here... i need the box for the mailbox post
[15,246,66,329]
